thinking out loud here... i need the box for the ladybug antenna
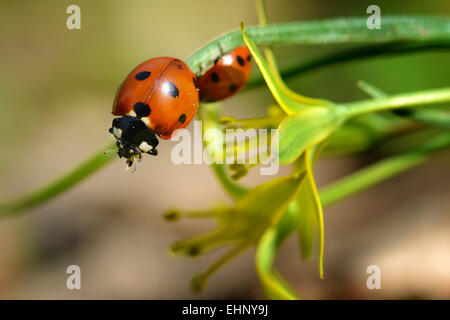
[104,149,117,155]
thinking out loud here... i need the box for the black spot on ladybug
[135,71,151,80]
[193,77,199,91]
[237,55,245,66]
[177,64,184,70]
[211,72,220,83]
[229,83,238,92]
[167,81,179,98]
[133,102,151,117]
[247,55,251,62]
[179,113,187,124]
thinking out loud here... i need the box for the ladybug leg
[115,139,127,158]
[148,148,158,156]
[116,139,126,150]
[217,42,225,57]
[208,43,225,69]
[131,159,137,174]
[132,146,143,162]
[125,158,134,171]
[197,64,204,76]
[132,145,140,155]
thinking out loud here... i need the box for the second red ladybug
[197,46,252,102]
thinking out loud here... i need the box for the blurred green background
[0,0,449,299]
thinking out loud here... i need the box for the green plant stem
[0,143,116,216]
[211,164,247,199]
[319,132,450,206]
[186,16,450,74]
[344,87,450,119]
[358,80,450,128]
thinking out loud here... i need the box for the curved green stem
[211,164,247,199]
[186,15,450,74]
[0,143,116,216]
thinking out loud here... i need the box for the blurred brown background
[0,0,449,299]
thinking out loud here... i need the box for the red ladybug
[110,57,199,169]
[197,46,251,102]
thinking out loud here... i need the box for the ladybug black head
[109,116,159,171]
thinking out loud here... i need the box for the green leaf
[293,176,316,260]
[235,172,306,226]
[256,228,300,300]
[302,148,325,279]
[277,108,342,165]
[253,0,329,108]
[241,23,329,115]
[291,140,327,261]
